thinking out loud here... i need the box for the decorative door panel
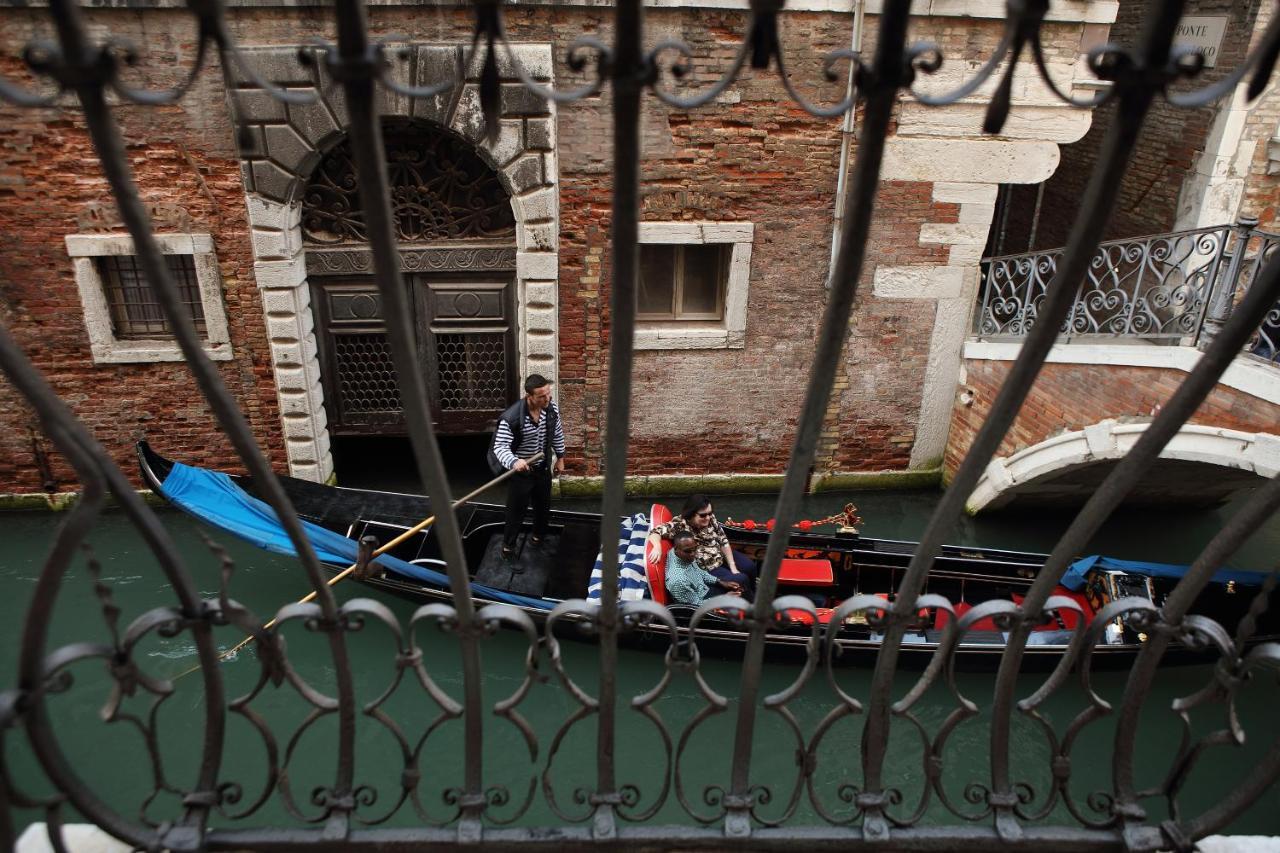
[312,275,516,435]
[312,280,406,434]
[419,278,517,433]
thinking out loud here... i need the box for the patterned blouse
[665,550,721,605]
[652,514,729,572]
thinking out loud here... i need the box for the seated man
[666,530,744,605]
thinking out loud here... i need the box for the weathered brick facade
[999,0,1272,253]
[0,1,1113,495]
[1238,0,1278,231]
[0,32,285,492]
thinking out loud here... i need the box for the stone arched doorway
[301,118,519,438]
[230,43,560,482]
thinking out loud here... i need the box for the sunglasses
[694,511,713,518]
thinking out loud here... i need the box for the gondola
[137,441,1278,668]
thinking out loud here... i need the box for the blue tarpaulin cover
[159,461,554,610]
[1061,554,1273,592]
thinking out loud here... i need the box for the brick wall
[0,5,1062,492]
[1003,0,1264,252]
[1238,1,1279,231]
[944,359,1280,475]
[0,14,286,492]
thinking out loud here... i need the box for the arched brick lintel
[967,420,1280,513]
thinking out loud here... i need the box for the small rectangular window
[638,243,728,321]
[97,254,206,339]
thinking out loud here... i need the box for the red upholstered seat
[781,607,836,625]
[938,601,999,632]
[1025,587,1095,629]
[646,503,673,605]
[778,558,834,586]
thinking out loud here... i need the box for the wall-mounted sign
[1175,16,1228,68]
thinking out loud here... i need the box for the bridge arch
[966,420,1280,513]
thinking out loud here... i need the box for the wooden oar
[175,452,544,679]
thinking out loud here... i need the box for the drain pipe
[827,0,866,281]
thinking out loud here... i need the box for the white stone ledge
[962,341,1280,405]
[88,341,233,363]
[66,233,214,256]
[865,0,1118,22]
[634,324,744,350]
[882,139,1060,185]
[897,103,1093,144]
[638,221,754,243]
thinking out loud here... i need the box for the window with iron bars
[65,232,232,364]
[96,253,207,339]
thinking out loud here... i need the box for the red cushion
[778,558,834,586]
[1048,587,1094,629]
[946,601,999,632]
[781,607,835,625]
[646,504,673,605]
[1009,589,1094,630]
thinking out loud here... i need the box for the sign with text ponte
[1174,16,1228,68]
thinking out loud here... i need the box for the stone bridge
[946,342,1280,513]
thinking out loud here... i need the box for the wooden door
[417,275,517,433]
[312,273,517,435]
[312,278,406,435]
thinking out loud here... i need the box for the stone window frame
[634,221,752,351]
[65,232,232,364]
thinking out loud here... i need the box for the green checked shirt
[665,549,721,605]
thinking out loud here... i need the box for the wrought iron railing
[976,219,1280,366]
[1,0,1279,850]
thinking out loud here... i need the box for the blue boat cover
[1061,554,1273,592]
[159,461,555,610]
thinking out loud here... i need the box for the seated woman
[647,494,757,596]
[666,531,743,604]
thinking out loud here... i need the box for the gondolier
[488,373,566,563]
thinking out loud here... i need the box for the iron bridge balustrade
[0,0,1279,849]
[976,218,1280,365]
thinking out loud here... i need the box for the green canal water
[3,486,1279,836]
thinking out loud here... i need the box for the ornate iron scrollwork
[301,119,516,245]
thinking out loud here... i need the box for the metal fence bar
[873,0,1189,841]
[0,0,1277,846]
[326,0,488,838]
[0,323,221,849]
[721,0,911,838]
[987,243,1280,848]
[1111,470,1280,847]
[981,220,1280,350]
[591,0,645,837]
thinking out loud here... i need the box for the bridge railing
[976,220,1280,366]
[2,0,1280,850]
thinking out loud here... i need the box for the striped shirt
[493,400,565,470]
